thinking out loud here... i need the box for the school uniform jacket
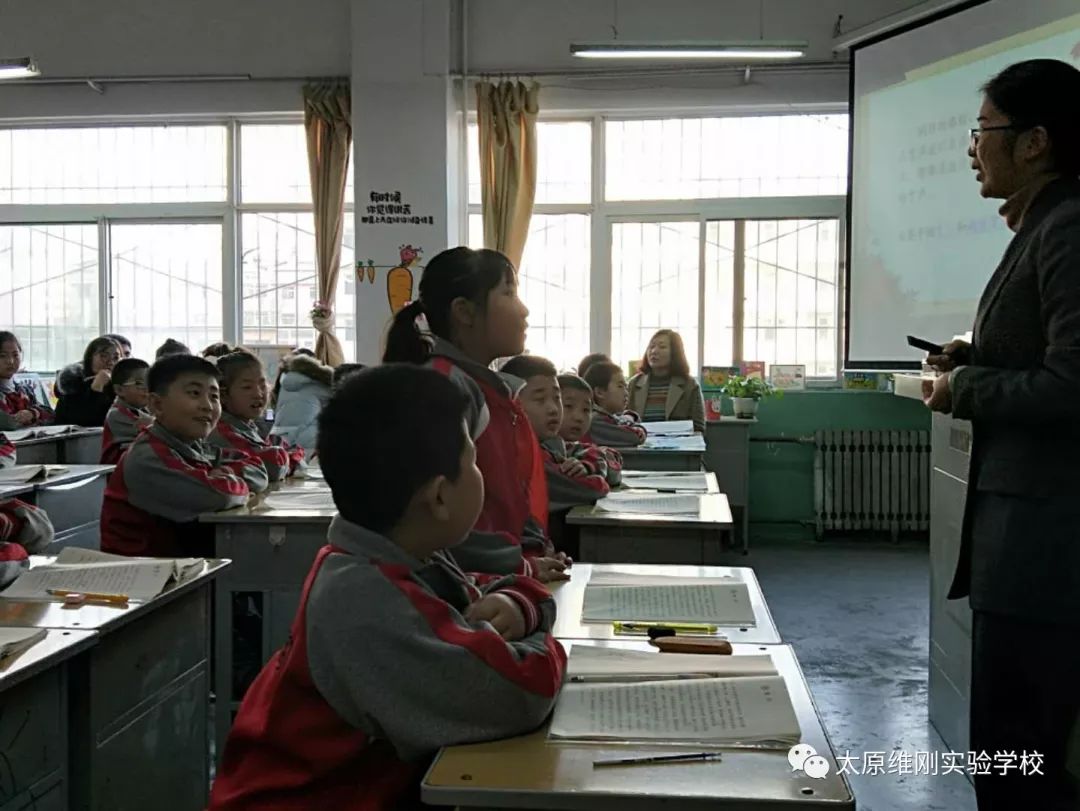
[100,423,269,558]
[209,515,566,811]
[209,411,305,482]
[0,498,54,590]
[627,373,706,432]
[540,436,611,512]
[100,401,151,464]
[426,339,553,576]
[585,407,647,448]
[0,378,53,426]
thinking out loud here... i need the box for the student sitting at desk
[557,373,622,488]
[100,354,269,558]
[627,329,706,432]
[0,331,54,428]
[54,335,122,427]
[269,349,333,461]
[101,357,152,464]
[583,360,647,448]
[211,350,305,482]
[384,247,567,582]
[502,356,611,512]
[209,364,566,811]
[0,498,54,589]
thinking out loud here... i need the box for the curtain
[304,81,352,367]
[475,80,540,269]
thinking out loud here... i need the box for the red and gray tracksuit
[100,422,269,558]
[540,436,612,512]
[584,406,647,447]
[101,401,151,464]
[0,378,53,426]
[426,339,553,576]
[0,499,54,590]
[209,515,566,811]
[209,410,306,483]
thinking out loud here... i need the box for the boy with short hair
[583,361,648,447]
[557,373,622,488]
[502,356,611,512]
[101,357,152,464]
[100,354,269,558]
[209,364,565,810]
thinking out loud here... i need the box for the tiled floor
[718,538,976,811]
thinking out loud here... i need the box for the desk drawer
[36,475,107,534]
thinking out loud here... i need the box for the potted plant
[719,374,779,419]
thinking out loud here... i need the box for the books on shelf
[1,548,205,603]
[770,364,806,391]
[549,646,800,748]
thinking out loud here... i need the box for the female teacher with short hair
[923,59,1080,810]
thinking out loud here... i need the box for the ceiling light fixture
[570,42,805,60]
[0,57,40,80]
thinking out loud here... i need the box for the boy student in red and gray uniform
[209,350,305,482]
[557,372,623,487]
[502,356,613,513]
[383,246,569,583]
[100,354,269,558]
[582,360,648,448]
[101,357,152,464]
[209,364,565,811]
[0,497,53,590]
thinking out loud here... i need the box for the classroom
[0,1,1077,809]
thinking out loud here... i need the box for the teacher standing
[923,59,1080,811]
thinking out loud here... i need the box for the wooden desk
[199,481,336,762]
[0,629,96,811]
[550,563,781,644]
[423,641,854,810]
[704,417,754,553]
[567,493,734,564]
[12,428,104,465]
[620,471,719,494]
[0,559,229,810]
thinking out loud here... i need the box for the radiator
[813,429,931,540]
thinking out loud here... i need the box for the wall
[747,391,931,541]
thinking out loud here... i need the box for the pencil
[593,752,723,768]
[47,588,129,605]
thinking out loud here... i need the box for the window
[0,224,99,370]
[467,121,592,370]
[0,125,227,204]
[606,114,848,201]
[240,124,354,205]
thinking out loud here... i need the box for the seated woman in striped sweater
[626,329,705,432]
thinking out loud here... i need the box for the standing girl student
[383,246,568,582]
[627,329,706,432]
[0,332,53,428]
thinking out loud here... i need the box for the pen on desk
[613,621,719,635]
[593,752,723,768]
[47,588,129,605]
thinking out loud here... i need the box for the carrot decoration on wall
[387,244,421,315]
[357,259,376,283]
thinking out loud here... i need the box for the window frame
[467,111,848,384]
[0,115,355,370]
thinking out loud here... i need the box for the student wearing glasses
[54,336,123,427]
[922,59,1080,810]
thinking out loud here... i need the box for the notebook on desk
[595,492,700,514]
[1,425,78,442]
[582,575,755,625]
[642,420,695,436]
[0,465,69,484]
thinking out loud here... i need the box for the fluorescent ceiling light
[571,42,805,60]
[0,57,39,80]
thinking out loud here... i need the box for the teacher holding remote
[921,59,1080,810]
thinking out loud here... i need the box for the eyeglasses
[969,124,1022,145]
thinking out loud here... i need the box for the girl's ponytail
[382,299,429,363]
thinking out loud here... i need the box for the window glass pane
[610,221,700,373]
[468,121,591,205]
[605,114,848,201]
[109,223,224,360]
[469,213,590,371]
[742,218,839,377]
[703,221,736,368]
[240,213,356,361]
[0,126,227,204]
[0,224,99,371]
[240,124,354,205]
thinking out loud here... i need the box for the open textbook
[567,644,777,682]
[0,425,81,442]
[595,492,700,514]
[641,434,706,452]
[550,673,801,748]
[621,472,711,492]
[641,420,694,437]
[0,465,69,484]
[0,547,205,603]
[0,627,47,661]
[583,574,756,625]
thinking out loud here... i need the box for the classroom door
[107,221,225,360]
